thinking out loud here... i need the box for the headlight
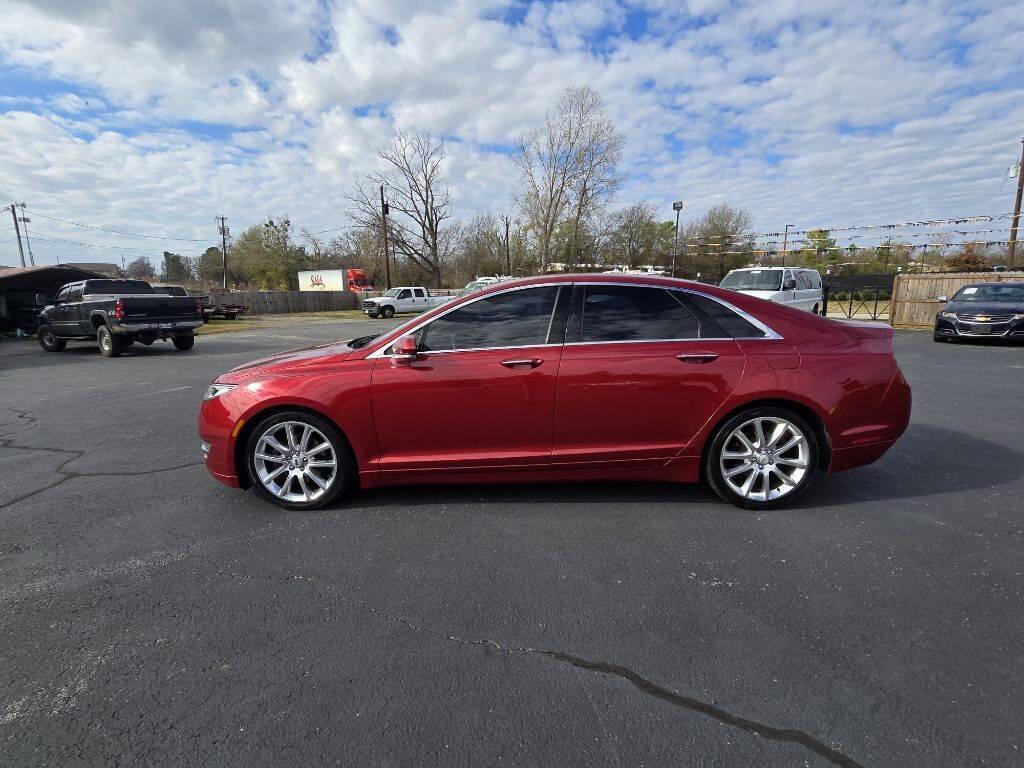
[204,383,237,400]
[1014,314,1024,321]
[939,312,957,319]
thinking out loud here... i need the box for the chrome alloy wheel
[253,420,338,503]
[719,416,810,502]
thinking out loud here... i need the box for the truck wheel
[38,324,66,352]
[97,325,124,358]
[367,312,380,319]
[172,333,195,351]
[381,305,395,319]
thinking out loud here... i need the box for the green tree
[125,256,155,280]
[681,203,754,279]
[797,229,839,271]
[228,218,310,290]
[198,246,224,287]
[160,251,196,284]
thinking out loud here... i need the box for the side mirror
[390,335,420,366]
[937,295,948,303]
[783,278,797,290]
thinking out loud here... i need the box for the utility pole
[9,204,26,267]
[217,216,230,289]
[502,215,511,275]
[781,223,794,267]
[1008,139,1024,268]
[380,185,392,289]
[672,201,683,277]
[16,203,35,266]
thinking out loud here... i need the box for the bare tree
[347,129,455,287]
[682,203,754,279]
[608,203,661,269]
[516,86,624,273]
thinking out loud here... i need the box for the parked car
[362,287,450,318]
[933,282,1024,342]
[37,279,203,357]
[719,267,823,313]
[198,274,911,511]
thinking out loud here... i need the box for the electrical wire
[24,209,209,241]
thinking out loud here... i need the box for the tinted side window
[55,287,70,303]
[420,286,559,352]
[685,293,766,338]
[796,272,810,289]
[806,271,821,289]
[398,289,411,299]
[414,289,425,298]
[67,287,84,302]
[580,286,699,342]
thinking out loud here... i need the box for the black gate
[824,274,895,321]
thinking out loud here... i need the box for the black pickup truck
[37,279,203,357]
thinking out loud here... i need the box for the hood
[943,300,1024,315]
[735,289,780,301]
[219,340,357,382]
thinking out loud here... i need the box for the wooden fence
[890,272,1024,328]
[209,290,359,315]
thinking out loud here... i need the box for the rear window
[685,293,766,338]
[83,280,154,295]
[153,286,187,296]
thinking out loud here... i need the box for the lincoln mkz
[198,275,911,510]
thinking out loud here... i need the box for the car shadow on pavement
[802,422,1022,507]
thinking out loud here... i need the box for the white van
[718,267,823,314]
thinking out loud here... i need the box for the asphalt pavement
[1,320,1021,767]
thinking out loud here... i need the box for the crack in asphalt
[334,590,866,768]
[0,407,202,510]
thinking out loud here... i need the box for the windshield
[353,278,370,286]
[719,270,782,291]
[382,288,401,298]
[952,284,1024,302]
[84,280,154,295]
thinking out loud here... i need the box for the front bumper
[934,315,1024,338]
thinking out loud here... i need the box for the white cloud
[1,0,1022,266]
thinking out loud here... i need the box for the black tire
[97,324,124,357]
[172,333,195,351]
[367,312,380,319]
[704,406,819,511]
[381,305,395,319]
[812,303,820,315]
[245,410,354,510]
[38,324,66,352]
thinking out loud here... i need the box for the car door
[49,286,71,332]
[551,284,746,467]
[370,285,568,473]
[395,288,413,312]
[413,288,426,311]
[64,284,85,333]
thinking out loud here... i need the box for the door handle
[676,352,718,364]
[500,358,543,369]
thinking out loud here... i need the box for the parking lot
[1,321,1022,767]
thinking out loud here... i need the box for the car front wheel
[704,407,818,510]
[245,412,353,510]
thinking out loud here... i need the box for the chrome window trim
[366,280,782,359]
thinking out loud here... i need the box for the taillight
[112,299,125,319]
[195,300,202,317]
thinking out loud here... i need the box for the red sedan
[198,275,910,510]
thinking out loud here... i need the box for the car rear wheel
[245,412,353,510]
[381,305,395,319]
[38,324,66,352]
[705,407,818,510]
[97,325,124,357]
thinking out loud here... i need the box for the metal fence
[823,274,895,321]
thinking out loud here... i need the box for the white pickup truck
[362,287,451,319]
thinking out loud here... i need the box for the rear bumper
[827,368,911,473]
[114,319,203,333]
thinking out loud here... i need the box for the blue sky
[0,0,1022,266]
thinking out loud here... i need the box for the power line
[31,232,205,257]
[24,209,209,241]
